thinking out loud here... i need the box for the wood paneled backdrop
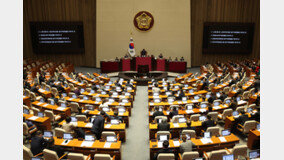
[191,0,260,67]
[23,0,97,67]
[24,0,260,68]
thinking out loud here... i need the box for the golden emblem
[136,12,152,29]
[134,11,154,31]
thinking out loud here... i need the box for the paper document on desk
[70,122,77,126]
[149,102,154,105]
[213,106,221,110]
[69,98,74,100]
[238,100,247,105]
[104,142,111,148]
[186,110,194,114]
[199,109,207,113]
[79,100,84,102]
[219,137,227,142]
[191,100,199,103]
[173,141,180,147]
[28,116,39,121]
[177,101,183,104]
[43,104,49,107]
[158,142,163,148]
[119,103,125,106]
[153,96,159,99]
[200,138,213,144]
[173,123,180,127]
[57,107,65,111]
[105,124,112,128]
[81,141,94,147]
[37,102,43,105]
[118,113,124,116]
[61,140,70,145]
[85,123,93,128]
[39,89,44,92]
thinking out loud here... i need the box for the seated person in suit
[110,111,123,123]
[168,57,172,62]
[235,110,249,125]
[219,92,227,102]
[158,53,163,58]
[30,83,41,96]
[23,80,31,90]
[169,107,179,119]
[174,57,178,61]
[176,90,185,101]
[153,106,164,118]
[180,57,184,61]
[115,57,119,61]
[152,83,160,93]
[153,140,177,160]
[73,87,81,96]
[62,117,75,133]
[30,131,48,155]
[157,119,170,131]
[180,134,196,155]
[250,107,260,122]
[201,115,216,131]
[46,138,66,158]
[229,101,238,111]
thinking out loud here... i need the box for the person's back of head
[100,110,106,116]
[181,134,187,142]
[163,140,169,149]
[207,115,212,120]
[113,111,118,117]
[162,118,167,124]
[47,138,55,148]
[240,110,246,115]
[36,130,42,137]
[66,117,71,123]
[173,107,177,111]
[155,106,159,111]
[208,97,214,104]
[154,83,158,88]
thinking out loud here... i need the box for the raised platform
[118,71,168,86]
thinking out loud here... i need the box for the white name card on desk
[158,142,163,148]
[149,102,154,106]
[200,138,213,144]
[81,141,94,147]
[199,109,207,113]
[28,116,39,121]
[219,137,227,142]
[177,101,183,104]
[57,107,65,111]
[69,98,74,100]
[104,142,111,148]
[79,100,84,102]
[191,100,199,103]
[186,110,194,114]
[105,124,112,128]
[118,113,124,116]
[85,123,93,128]
[173,123,180,127]
[37,102,43,105]
[173,141,180,147]
[43,104,49,107]
[61,140,70,145]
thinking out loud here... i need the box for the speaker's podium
[137,65,149,74]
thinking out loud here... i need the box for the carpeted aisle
[121,86,150,160]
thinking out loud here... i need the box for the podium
[135,57,152,71]
[122,58,131,71]
[156,59,166,71]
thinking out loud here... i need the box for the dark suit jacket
[153,148,176,160]
[169,110,178,119]
[202,119,216,131]
[153,111,164,118]
[91,115,105,134]
[235,114,249,125]
[176,92,185,100]
[30,136,48,155]
[251,112,260,122]
[157,122,170,131]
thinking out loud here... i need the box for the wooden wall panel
[23,0,97,67]
[191,0,260,67]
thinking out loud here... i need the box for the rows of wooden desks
[23,113,52,130]
[58,120,126,143]
[53,137,122,160]
[149,134,240,160]
[32,101,71,118]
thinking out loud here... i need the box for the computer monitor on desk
[63,133,73,140]
[158,135,169,142]
[85,134,95,141]
[43,131,53,138]
[204,132,211,138]
[249,149,260,159]
[106,136,117,142]
[223,154,234,160]
[221,129,231,136]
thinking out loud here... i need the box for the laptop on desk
[43,131,53,139]
[223,154,234,160]
[249,149,260,159]
[158,135,169,142]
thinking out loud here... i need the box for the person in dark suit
[153,106,164,118]
[110,111,123,123]
[157,119,170,131]
[250,107,260,122]
[235,110,249,125]
[169,107,178,119]
[30,83,41,96]
[176,90,185,100]
[201,115,216,131]
[46,138,65,158]
[229,77,237,86]
[23,80,31,90]
[30,131,48,155]
[219,92,227,102]
[153,140,177,160]
[91,111,106,140]
[141,49,147,57]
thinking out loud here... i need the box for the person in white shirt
[152,83,160,93]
